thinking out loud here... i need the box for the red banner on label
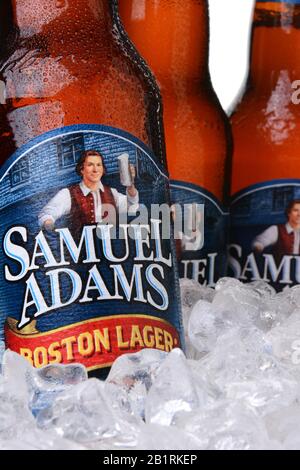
[5,315,180,371]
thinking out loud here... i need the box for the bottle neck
[119,0,210,89]
[10,0,113,38]
[250,1,300,91]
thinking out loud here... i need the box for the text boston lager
[0,0,183,376]
[230,0,300,290]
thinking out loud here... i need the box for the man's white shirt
[39,181,139,226]
[252,223,300,255]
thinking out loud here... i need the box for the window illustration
[57,134,85,169]
[10,158,30,188]
[272,187,294,213]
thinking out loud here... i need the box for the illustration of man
[252,200,300,256]
[39,150,139,231]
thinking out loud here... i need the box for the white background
[209,0,255,113]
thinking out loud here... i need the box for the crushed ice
[1,277,300,449]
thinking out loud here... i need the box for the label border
[0,124,168,182]
[232,179,300,204]
[170,179,228,216]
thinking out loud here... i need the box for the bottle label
[0,124,183,371]
[170,181,229,287]
[230,179,300,290]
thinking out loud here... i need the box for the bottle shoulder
[0,37,161,150]
[232,83,300,138]
[162,81,229,119]
[2,41,150,94]
[232,81,300,117]
[231,86,300,193]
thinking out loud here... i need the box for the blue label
[230,179,300,290]
[0,125,183,370]
[170,181,229,287]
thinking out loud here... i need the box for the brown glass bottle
[230,0,300,290]
[0,0,183,376]
[119,0,232,287]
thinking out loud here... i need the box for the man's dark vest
[69,184,116,232]
[273,224,295,258]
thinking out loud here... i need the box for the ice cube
[226,377,299,417]
[0,389,33,440]
[193,321,299,418]
[180,279,215,359]
[282,284,300,307]
[105,349,167,421]
[1,350,32,401]
[36,378,139,448]
[266,310,300,380]
[33,363,88,388]
[176,399,275,450]
[196,326,293,391]
[29,363,88,416]
[213,280,284,332]
[215,277,243,292]
[145,349,204,426]
[37,379,112,441]
[265,403,300,447]
[188,299,251,357]
[187,358,223,404]
[249,281,276,299]
[213,281,261,321]
[180,278,215,308]
[260,291,296,329]
[1,351,88,416]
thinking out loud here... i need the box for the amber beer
[230,0,300,290]
[0,0,183,376]
[119,0,232,287]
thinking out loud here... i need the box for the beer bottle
[119,0,232,287]
[0,0,183,376]
[230,0,300,290]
